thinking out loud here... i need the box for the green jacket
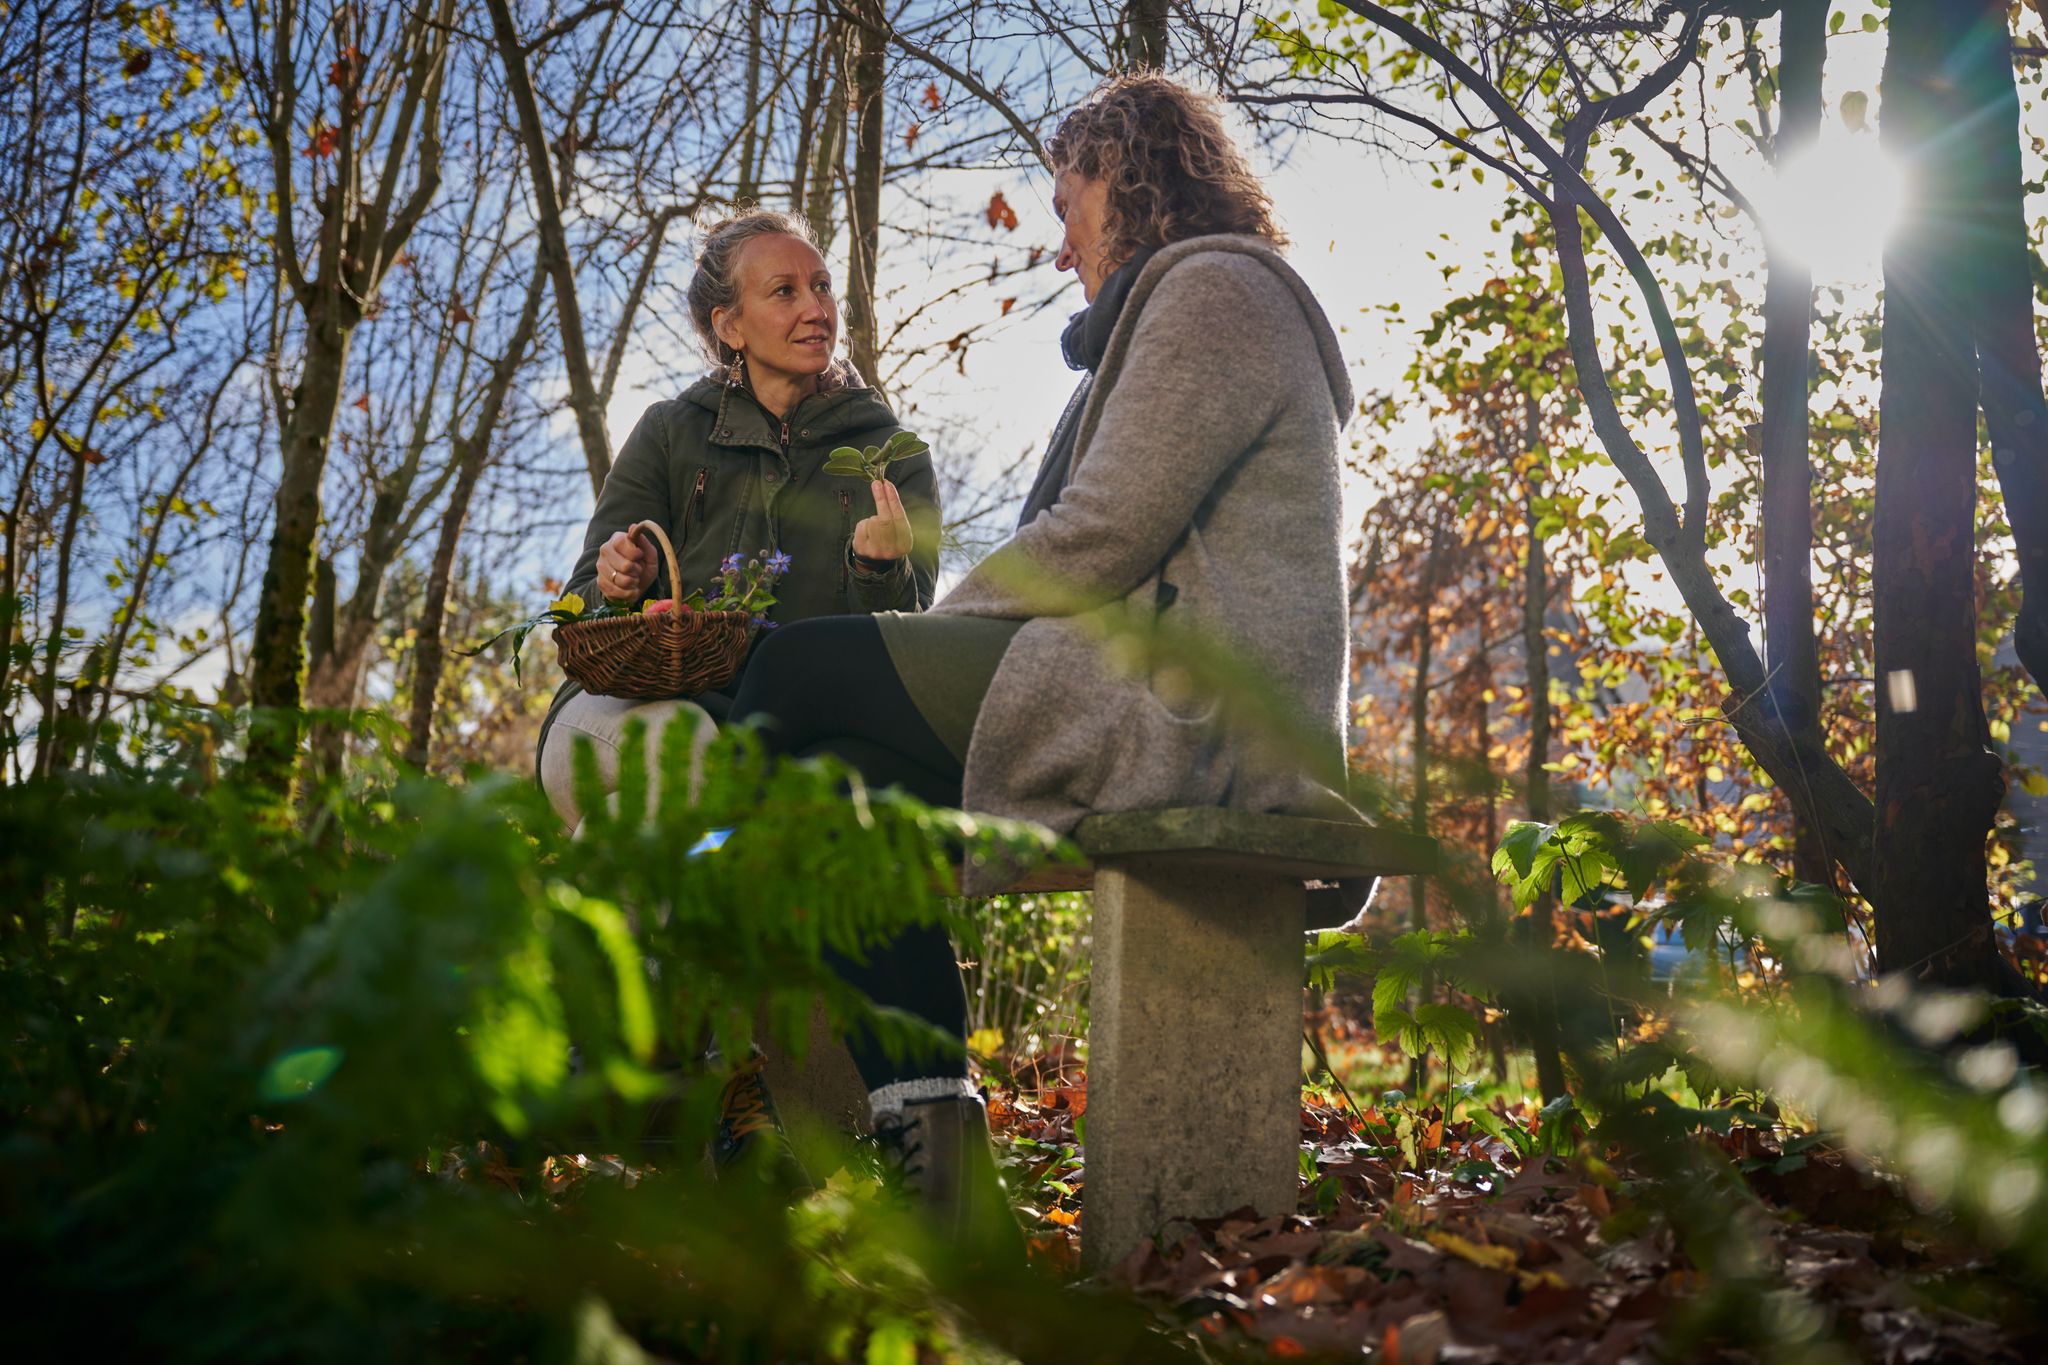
[540,371,939,750]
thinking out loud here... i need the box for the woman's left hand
[853,479,914,562]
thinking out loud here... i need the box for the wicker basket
[554,519,754,698]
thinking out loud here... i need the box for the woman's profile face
[711,233,838,383]
[1052,164,1113,303]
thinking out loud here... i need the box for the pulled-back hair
[1044,74,1284,274]
[685,207,819,365]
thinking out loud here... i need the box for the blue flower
[720,552,744,575]
[765,550,793,576]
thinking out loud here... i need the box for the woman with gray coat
[725,74,1357,1240]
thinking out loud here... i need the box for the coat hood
[1124,235,1356,428]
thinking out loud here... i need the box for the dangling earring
[726,346,747,389]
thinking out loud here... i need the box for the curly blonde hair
[1044,74,1284,274]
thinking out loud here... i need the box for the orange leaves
[922,81,942,111]
[903,121,920,150]
[352,393,370,412]
[449,297,474,325]
[1028,245,1044,267]
[327,46,361,89]
[986,190,1018,232]
[999,297,1015,317]
[304,122,339,160]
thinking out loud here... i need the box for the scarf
[1015,249,1158,529]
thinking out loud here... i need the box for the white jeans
[537,690,715,834]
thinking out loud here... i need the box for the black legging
[727,616,969,1090]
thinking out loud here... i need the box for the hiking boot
[874,1093,1022,1259]
[709,1053,809,1187]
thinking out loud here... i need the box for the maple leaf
[904,121,920,150]
[922,81,942,111]
[986,190,1018,232]
[304,124,339,159]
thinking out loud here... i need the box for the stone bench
[762,807,1438,1271]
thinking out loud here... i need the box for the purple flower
[764,550,793,576]
[752,615,778,630]
[720,552,745,575]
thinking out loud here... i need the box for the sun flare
[1752,131,1905,285]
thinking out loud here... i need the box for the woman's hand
[852,479,914,563]
[596,529,658,601]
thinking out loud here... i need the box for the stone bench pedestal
[762,807,1437,1273]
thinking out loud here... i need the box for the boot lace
[715,1058,776,1144]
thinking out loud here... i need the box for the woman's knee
[539,691,715,827]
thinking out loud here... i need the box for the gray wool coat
[931,235,1357,888]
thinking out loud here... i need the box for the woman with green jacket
[537,209,939,831]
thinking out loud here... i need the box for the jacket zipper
[839,490,852,592]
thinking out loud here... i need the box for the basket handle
[628,519,684,602]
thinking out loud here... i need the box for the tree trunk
[485,0,612,495]
[246,310,352,779]
[804,19,848,252]
[736,0,765,204]
[1871,0,2007,990]
[1407,516,1446,1094]
[31,444,90,778]
[1119,0,1170,70]
[408,261,550,768]
[843,0,886,390]
[1961,4,2048,699]
[791,4,830,215]
[1520,395,1568,1101]
[1757,0,1831,888]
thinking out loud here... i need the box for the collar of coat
[680,359,898,453]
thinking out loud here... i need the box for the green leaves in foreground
[823,430,929,482]
[1491,810,1707,910]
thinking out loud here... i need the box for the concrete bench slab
[758,807,1438,1272]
